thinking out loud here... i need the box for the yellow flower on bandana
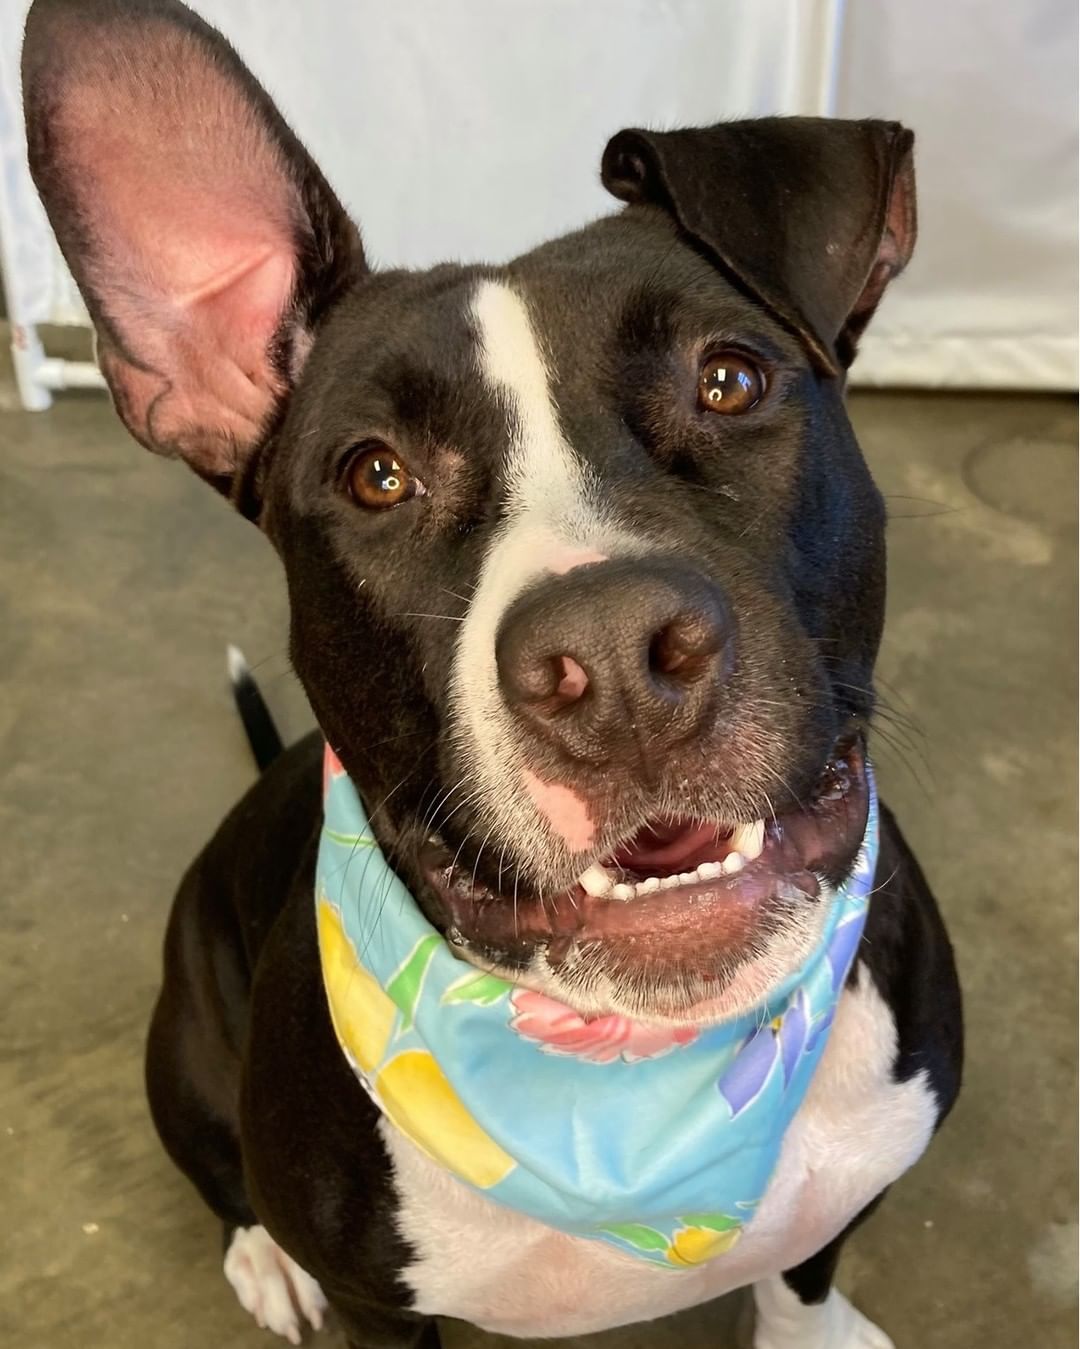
[376,1050,516,1189]
[318,898,515,1190]
[602,1214,744,1265]
[317,899,397,1073]
[665,1220,743,1266]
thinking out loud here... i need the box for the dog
[22,1,963,1345]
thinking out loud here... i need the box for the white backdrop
[835,0,1077,389]
[0,0,1075,391]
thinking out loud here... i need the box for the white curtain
[834,0,1077,389]
[1,0,1075,389]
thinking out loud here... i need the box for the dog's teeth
[578,864,614,897]
[578,848,755,901]
[730,820,765,862]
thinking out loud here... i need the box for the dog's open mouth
[422,739,870,980]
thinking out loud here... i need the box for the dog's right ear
[22,0,363,511]
[601,118,915,376]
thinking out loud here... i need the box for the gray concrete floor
[1,369,1076,1349]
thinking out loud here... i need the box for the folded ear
[22,0,362,505]
[601,117,916,374]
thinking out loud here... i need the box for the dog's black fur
[23,0,962,1344]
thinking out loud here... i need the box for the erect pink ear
[22,0,362,502]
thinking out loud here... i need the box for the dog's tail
[227,645,285,773]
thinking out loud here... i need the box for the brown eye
[346,444,420,510]
[699,352,765,414]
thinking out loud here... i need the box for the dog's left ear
[601,117,916,373]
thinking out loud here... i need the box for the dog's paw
[825,1292,895,1349]
[753,1278,894,1349]
[224,1225,328,1345]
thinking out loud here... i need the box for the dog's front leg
[330,1295,441,1349]
[752,1203,893,1349]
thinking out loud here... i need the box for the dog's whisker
[469,826,498,903]
[420,775,471,837]
[356,728,432,753]
[449,823,481,881]
[427,781,490,842]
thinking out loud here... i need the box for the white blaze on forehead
[474,283,559,479]
[470,278,590,520]
[450,280,625,858]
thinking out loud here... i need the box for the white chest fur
[382,969,938,1339]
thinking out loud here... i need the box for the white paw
[826,1291,895,1349]
[754,1278,894,1349]
[224,1225,328,1345]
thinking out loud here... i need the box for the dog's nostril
[649,612,721,682]
[513,652,590,707]
[554,654,589,703]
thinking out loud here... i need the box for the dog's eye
[699,352,764,414]
[346,444,421,510]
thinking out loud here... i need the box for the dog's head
[25,0,915,1022]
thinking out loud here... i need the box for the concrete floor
[1,370,1076,1349]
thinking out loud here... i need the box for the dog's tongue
[607,819,724,875]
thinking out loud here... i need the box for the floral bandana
[316,746,878,1268]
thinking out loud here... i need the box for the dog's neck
[315,744,879,1267]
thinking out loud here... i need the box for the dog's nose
[495,559,735,765]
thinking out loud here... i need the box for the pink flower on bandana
[323,745,346,800]
[509,989,698,1063]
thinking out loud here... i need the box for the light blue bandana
[316,746,878,1268]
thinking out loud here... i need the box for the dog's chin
[420,739,870,1024]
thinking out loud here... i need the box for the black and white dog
[23,1,962,1345]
